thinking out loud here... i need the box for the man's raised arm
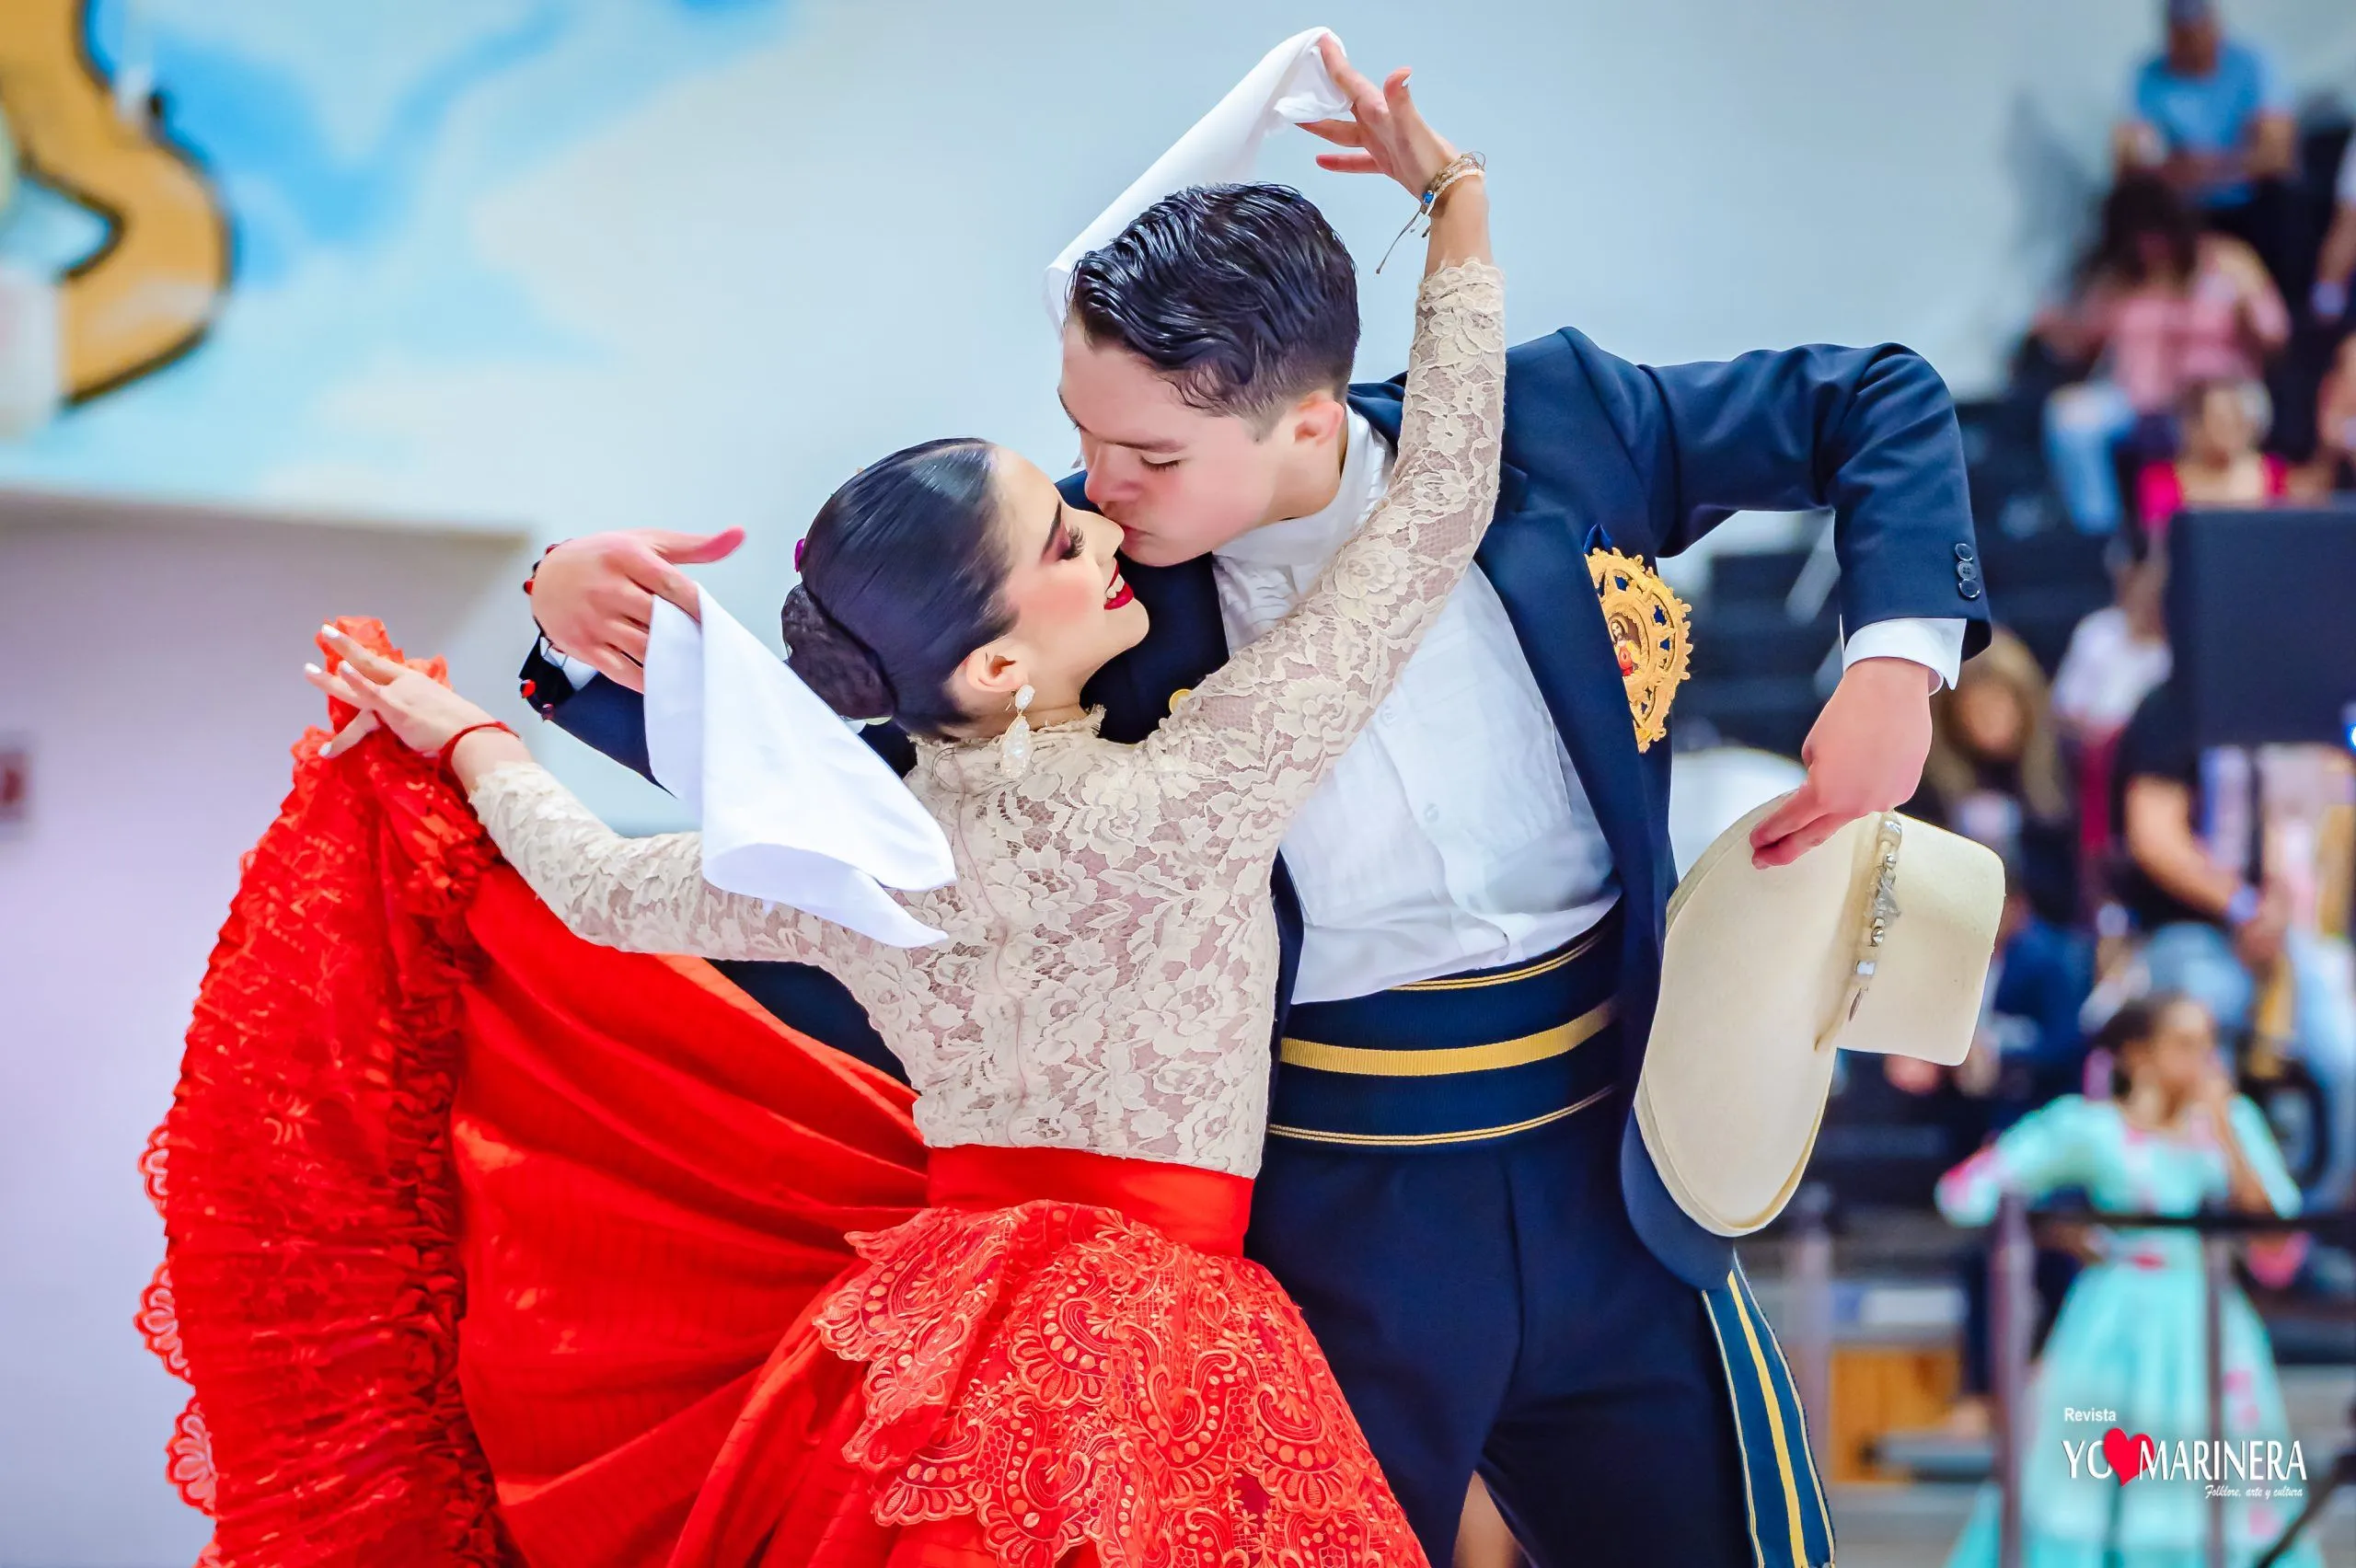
[1522,329,1990,865]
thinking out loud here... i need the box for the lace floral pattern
[813,1203,1422,1568]
[470,261,1507,1180]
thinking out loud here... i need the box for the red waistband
[925,1145,1253,1256]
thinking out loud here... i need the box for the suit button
[1953,542,1976,562]
[1957,559,1979,582]
[1958,580,1982,601]
[1168,687,1193,713]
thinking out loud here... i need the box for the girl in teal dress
[1936,993,2321,1568]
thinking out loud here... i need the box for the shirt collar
[1214,409,1385,572]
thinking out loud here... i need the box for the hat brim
[1638,800,2001,1236]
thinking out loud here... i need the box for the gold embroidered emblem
[1588,548,1692,752]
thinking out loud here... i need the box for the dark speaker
[2164,505,2356,750]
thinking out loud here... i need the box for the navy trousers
[1249,1098,1830,1568]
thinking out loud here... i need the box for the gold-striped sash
[1278,999,1615,1078]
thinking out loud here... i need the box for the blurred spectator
[1914,628,2078,924]
[1888,865,2093,1109]
[2038,175,2289,534]
[1982,881,2098,1114]
[2310,131,2356,328]
[2300,330,2356,492]
[2113,0,2303,293]
[2051,533,2171,749]
[2115,682,2356,1202]
[2133,376,2290,536]
[1885,864,2093,1447]
[1886,859,2090,1121]
[2051,532,2172,895]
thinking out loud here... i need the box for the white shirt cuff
[542,638,604,692]
[1842,617,1966,689]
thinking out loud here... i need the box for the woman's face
[2132,230,2178,279]
[958,446,1149,718]
[2187,385,2257,461]
[2127,998,2221,1100]
[1951,676,2027,764]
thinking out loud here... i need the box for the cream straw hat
[1635,801,2004,1236]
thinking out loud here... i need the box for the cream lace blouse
[468,260,1506,1178]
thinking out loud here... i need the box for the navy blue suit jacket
[525,326,1990,1287]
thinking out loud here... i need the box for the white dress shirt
[1219,412,1963,1003]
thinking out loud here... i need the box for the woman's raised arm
[310,628,907,989]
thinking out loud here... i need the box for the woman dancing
[1933,993,2317,1568]
[288,69,1497,1568]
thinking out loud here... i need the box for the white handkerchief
[1044,28,1350,325]
[643,594,954,948]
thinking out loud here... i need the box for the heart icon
[2102,1427,2154,1484]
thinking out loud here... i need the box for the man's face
[1057,323,1294,567]
[2167,18,2221,75]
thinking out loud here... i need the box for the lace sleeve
[1138,260,1506,853]
[466,761,906,988]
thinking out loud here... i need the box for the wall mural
[0,0,229,432]
[0,0,794,505]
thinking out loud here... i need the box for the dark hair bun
[782,583,895,721]
[777,437,1004,738]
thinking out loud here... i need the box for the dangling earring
[999,684,1035,778]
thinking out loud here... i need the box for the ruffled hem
[141,620,519,1566]
[814,1201,1425,1568]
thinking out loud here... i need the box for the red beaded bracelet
[436,720,518,779]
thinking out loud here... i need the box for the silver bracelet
[1375,152,1487,274]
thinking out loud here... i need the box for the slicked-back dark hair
[1067,183,1358,428]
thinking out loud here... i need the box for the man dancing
[519,38,1989,1567]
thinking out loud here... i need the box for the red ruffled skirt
[144,622,1421,1568]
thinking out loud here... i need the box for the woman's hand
[305,626,496,756]
[1300,34,1459,197]
[2191,1059,2283,1215]
[2188,1056,2236,1113]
